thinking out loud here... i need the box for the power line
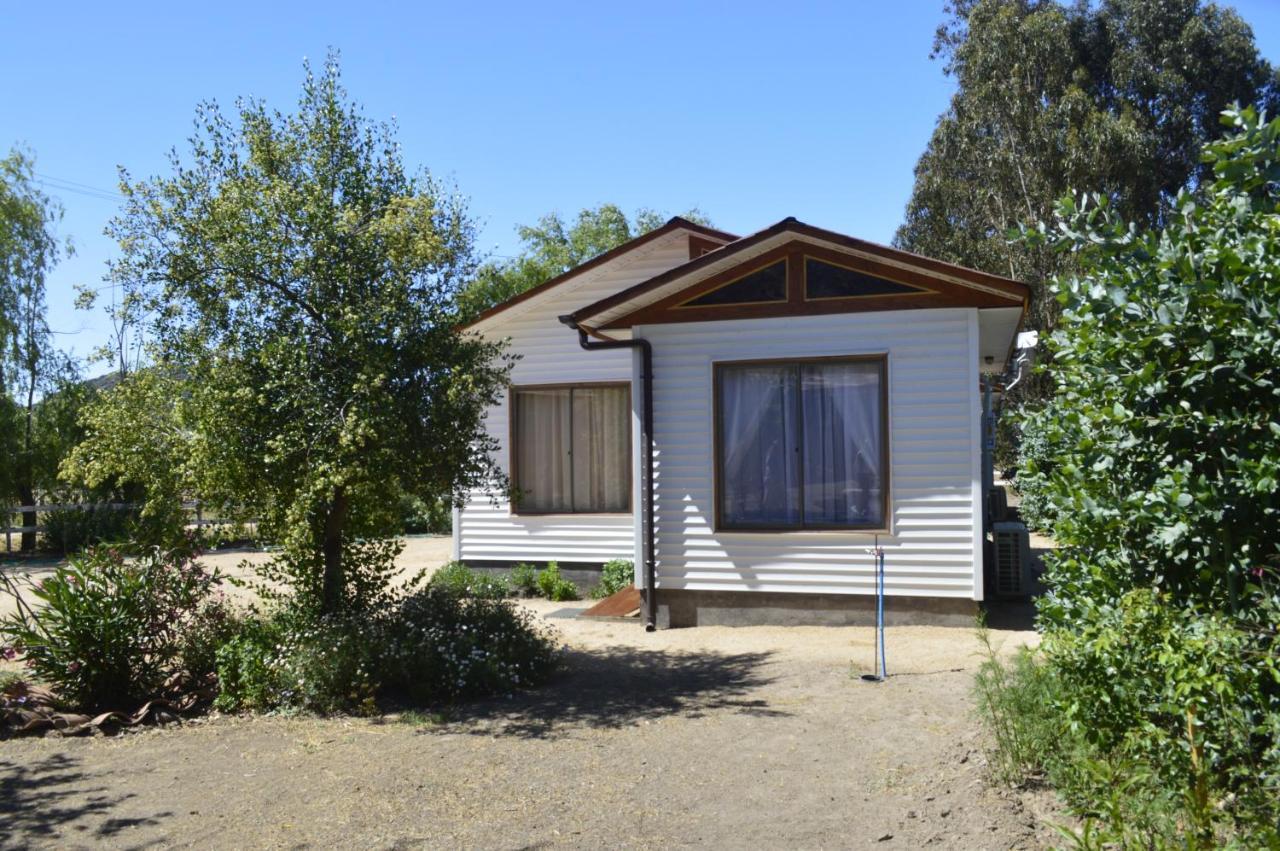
[33,172,123,203]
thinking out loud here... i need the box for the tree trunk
[320,488,349,614]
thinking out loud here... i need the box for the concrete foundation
[653,589,978,629]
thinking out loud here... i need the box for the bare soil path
[2,536,1056,848]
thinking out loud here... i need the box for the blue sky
[6,1,1280,374]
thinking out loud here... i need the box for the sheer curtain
[515,385,629,513]
[719,365,800,526]
[514,388,572,511]
[801,361,883,526]
[572,386,630,512]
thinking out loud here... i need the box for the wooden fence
[2,501,235,553]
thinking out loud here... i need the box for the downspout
[558,315,658,631]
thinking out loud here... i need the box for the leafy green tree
[85,54,512,614]
[1028,104,1280,618]
[1006,109,1280,837]
[0,147,76,549]
[457,204,712,321]
[897,0,1279,338]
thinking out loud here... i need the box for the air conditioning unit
[991,521,1033,598]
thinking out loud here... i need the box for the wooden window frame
[508,381,633,516]
[712,354,890,533]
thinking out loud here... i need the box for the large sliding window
[715,356,887,530]
[512,384,631,514]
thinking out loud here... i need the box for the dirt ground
[1,537,1057,849]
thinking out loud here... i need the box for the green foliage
[897,0,1278,352]
[214,587,560,713]
[535,562,578,602]
[213,610,379,715]
[509,562,538,597]
[972,628,1065,785]
[591,558,633,599]
[456,204,712,322]
[87,52,512,616]
[380,586,561,703]
[0,544,222,710]
[38,503,135,554]
[1026,105,1280,614]
[992,106,1280,846]
[428,561,510,600]
[61,369,193,547]
[398,493,451,535]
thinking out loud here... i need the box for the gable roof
[462,217,738,330]
[569,217,1029,329]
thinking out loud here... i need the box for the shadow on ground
[0,753,172,849]
[421,646,785,740]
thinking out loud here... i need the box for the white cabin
[455,217,1027,627]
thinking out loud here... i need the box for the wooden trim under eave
[596,239,1022,330]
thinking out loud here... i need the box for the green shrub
[39,504,136,555]
[0,545,219,710]
[214,610,379,715]
[510,562,538,597]
[398,494,451,535]
[591,559,633,599]
[992,108,1280,845]
[428,561,510,599]
[381,586,560,703]
[213,616,284,712]
[535,562,578,602]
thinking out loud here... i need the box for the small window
[716,357,887,530]
[683,261,787,307]
[805,258,925,300]
[512,384,630,513]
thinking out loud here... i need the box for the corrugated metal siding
[455,237,694,564]
[638,308,983,599]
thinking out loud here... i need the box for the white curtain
[801,362,883,526]
[515,386,628,512]
[515,388,572,511]
[720,365,800,526]
[572,386,629,512]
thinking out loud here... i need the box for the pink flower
[0,646,16,661]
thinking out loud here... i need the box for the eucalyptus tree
[896,0,1279,337]
[0,148,74,549]
[94,55,511,614]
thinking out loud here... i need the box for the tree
[457,204,712,321]
[0,147,75,550]
[896,0,1279,339]
[88,54,512,614]
[1027,104,1280,616]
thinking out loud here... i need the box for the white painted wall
[454,235,694,565]
[637,308,984,599]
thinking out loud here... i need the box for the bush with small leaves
[428,561,510,600]
[535,562,578,602]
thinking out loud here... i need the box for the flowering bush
[381,586,561,703]
[214,612,379,715]
[428,561,511,600]
[0,544,222,710]
[215,588,560,713]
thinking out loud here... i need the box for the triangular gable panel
[594,239,1021,330]
[681,260,787,307]
[804,258,929,299]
